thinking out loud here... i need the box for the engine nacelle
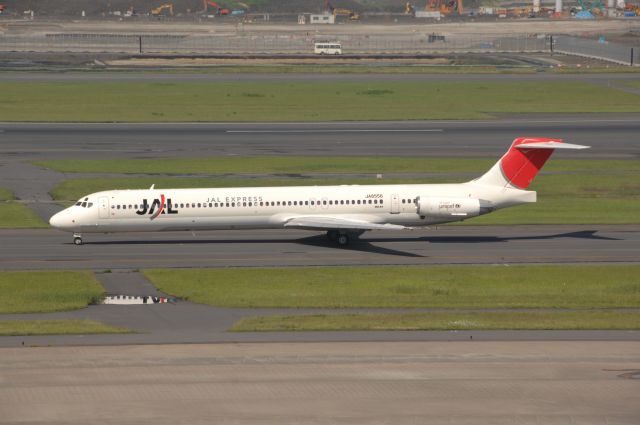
[417,197,481,219]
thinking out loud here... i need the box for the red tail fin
[500,137,558,189]
[474,137,589,189]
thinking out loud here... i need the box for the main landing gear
[73,234,83,245]
[326,230,353,247]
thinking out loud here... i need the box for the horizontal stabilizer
[515,141,590,150]
[285,216,409,231]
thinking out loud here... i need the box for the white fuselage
[50,181,535,234]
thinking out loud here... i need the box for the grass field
[0,271,105,314]
[157,65,538,74]
[143,265,640,309]
[231,311,640,331]
[38,157,630,176]
[0,203,49,228]
[0,188,14,201]
[0,320,130,336]
[37,156,498,175]
[2,81,639,122]
[46,157,640,224]
[0,188,48,228]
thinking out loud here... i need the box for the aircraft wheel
[73,236,83,246]
[337,234,349,246]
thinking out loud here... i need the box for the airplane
[49,137,589,246]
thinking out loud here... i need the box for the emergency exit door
[98,197,109,219]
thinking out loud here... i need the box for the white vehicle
[49,138,588,246]
[314,42,342,55]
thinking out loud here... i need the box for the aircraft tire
[337,234,349,246]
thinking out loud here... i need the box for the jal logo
[136,194,178,220]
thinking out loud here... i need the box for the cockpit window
[76,197,92,208]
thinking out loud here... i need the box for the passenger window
[311,201,315,206]
[88,203,93,208]
[323,200,327,205]
[357,200,361,204]
[294,201,298,206]
[380,200,384,204]
[340,200,344,205]
[374,200,378,204]
[271,201,275,206]
[248,202,252,206]
[117,205,120,209]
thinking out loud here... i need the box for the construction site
[0,0,639,20]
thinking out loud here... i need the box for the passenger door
[390,194,400,214]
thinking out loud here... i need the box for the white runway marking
[226,129,444,133]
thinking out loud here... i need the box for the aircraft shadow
[296,235,425,258]
[84,235,424,258]
[79,230,616,259]
[364,230,620,243]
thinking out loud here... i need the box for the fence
[0,32,637,65]
[0,33,549,55]
[553,35,639,66]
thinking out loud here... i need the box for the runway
[2,71,640,83]
[1,341,638,424]
[0,225,637,270]
[2,116,640,161]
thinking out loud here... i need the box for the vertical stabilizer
[474,137,589,189]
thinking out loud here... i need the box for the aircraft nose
[49,210,70,229]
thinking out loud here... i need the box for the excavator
[425,0,463,15]
[324,0,360,20]
[405,2,416,14]
[151,3,173,16]
[201,0,229,15]
[333,8,360,20]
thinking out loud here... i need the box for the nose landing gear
[73,234,83,245]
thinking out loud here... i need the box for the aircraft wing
[284,216,410,231]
